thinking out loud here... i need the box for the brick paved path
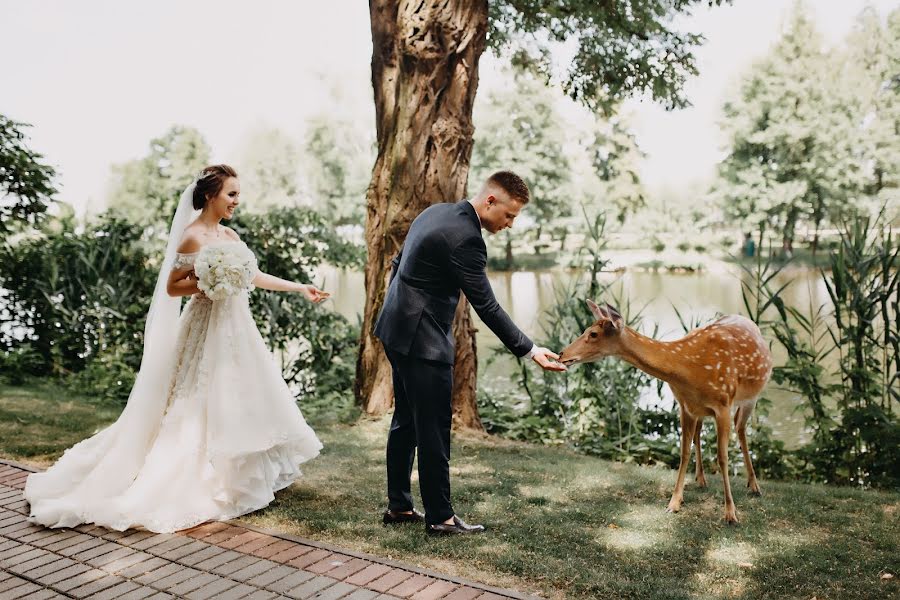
[0,460,540,600]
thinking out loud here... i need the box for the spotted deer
[559,300,774,524]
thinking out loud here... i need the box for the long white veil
[98,181,201,467]
[24,183,200,512]
[143,182,199,361]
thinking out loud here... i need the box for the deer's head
[559,300,625,366]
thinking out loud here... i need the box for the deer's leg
[693,417,707,488]
[714,409,738,524]
[736,402,761,496]
[667,407,698,514]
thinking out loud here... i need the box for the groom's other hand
[531,347,567,372]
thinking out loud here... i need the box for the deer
[558,300,774,524]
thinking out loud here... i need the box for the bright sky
[1,0,897,217]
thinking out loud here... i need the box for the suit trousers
[384,347,455,525]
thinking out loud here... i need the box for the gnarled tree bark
[354,0,489,429]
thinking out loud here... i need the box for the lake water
[318,262,832,448]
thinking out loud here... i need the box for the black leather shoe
[425,515,485,536]
[382,508,425,525]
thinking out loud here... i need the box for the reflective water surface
[319,264,833,448]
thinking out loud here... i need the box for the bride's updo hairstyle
[193,164,238,210]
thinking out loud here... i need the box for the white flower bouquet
[194,243,258,301]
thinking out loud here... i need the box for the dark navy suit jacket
[374,200,533,364]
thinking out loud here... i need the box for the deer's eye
[589,331,598,338]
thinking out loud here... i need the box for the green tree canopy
[0,115,57,235]
[303,113,375,226]
[582,113,645,224]
[105,125,210,225]
[715,4,842,249]
[858,7,900,222]
[471,69,571,234]
[235,127,304,213]
[714,3,900,247]
[489,0,731,113]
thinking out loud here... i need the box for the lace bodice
[172,252,198,270]
[171,241,252,271]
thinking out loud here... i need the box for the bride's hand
[300,284,330,304]
[186,271,210,300]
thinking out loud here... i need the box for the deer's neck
[615,328,690,385]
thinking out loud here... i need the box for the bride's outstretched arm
[253,272,330,303]
[217,227,328,302]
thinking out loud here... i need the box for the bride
[25,164,328,533]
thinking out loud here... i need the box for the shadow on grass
[735,485,899,599]
[242,419,899,600]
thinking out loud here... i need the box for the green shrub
[742,210,900,488]
[0,344,44,385]
[0,215,154,378]
[68,355,137,403]
[0,205,365,408]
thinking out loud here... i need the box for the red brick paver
[327,556,373,580]
[389,573,438,597]
[250,538,296,558]
[345,563,394,586]
[367,568,415,592]
[413,580,460,600]
[288,547,332,569]
[442,588,489,600]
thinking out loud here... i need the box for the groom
[374,170,567,535]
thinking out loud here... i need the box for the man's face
[481,193,524,234]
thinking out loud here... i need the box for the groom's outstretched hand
[532,347,568,372]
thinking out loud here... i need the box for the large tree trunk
[450,298,482,429]
[354,0,489,430]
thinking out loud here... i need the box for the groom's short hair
[487,170,530,204]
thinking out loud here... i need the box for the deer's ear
[605,303,624,329]
[587,299,605,321]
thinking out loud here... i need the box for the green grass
[0,382,123,466]
[2,382,898,599]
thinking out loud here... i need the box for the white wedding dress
[24,239,322,533]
